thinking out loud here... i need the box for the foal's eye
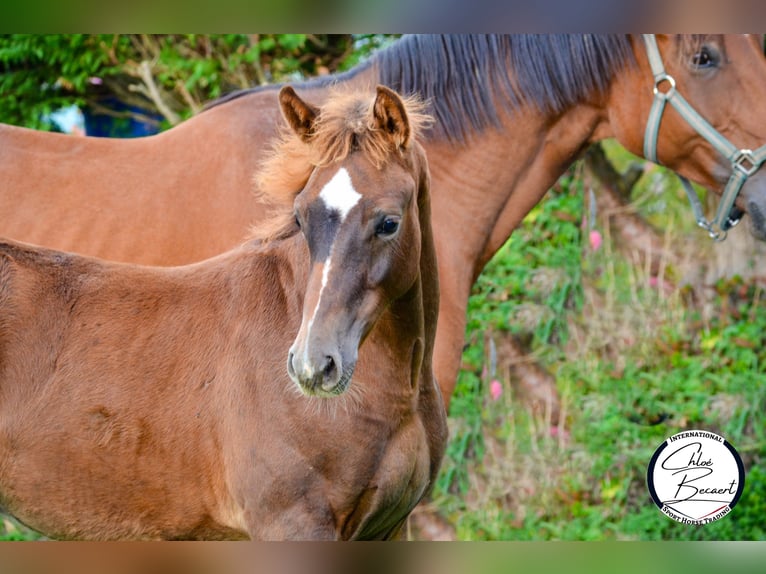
[376,217,400,237]
[691,46,718,69]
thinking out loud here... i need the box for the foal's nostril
[319,355,341,392]
[288,348,343,394]
[322,356,337,379]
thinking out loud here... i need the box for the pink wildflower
[589,229,603,251]
[489,380,502,401]
[549,426,570,441]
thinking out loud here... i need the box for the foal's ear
[279,86,320,142]
[373,85,410,148]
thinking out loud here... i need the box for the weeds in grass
[434,158,766,540]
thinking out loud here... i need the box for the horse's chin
[746,200,766,242]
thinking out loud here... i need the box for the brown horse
[0,85,447,540]
[3,35,766,410]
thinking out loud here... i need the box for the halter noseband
[642,34,766,241]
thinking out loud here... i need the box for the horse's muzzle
[746,200,766,242]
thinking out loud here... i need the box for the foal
[0,85,447,540]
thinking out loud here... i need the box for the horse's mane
[250,89,431,243]
[374,34,636,140]
[206,34,636,142]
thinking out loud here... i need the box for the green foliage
[0,34,122,129]
[434,160,766,541]
[435,165,585,524]
[601,138,702,233]
[0,515,41,540]
[0,34,390,131]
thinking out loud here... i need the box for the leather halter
[642,34,766,241]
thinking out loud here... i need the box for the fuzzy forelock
[250,89,431,243]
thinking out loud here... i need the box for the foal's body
[0,87,447,540]
[0,242,429,539]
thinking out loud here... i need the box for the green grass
[433,157,766,541]
[0,515,41,541]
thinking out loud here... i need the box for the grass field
[431,149,766,540]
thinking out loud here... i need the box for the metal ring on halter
[703,223,727,242]
[695,218,726,241]
[733,149,759,176]
[652,74,676,99]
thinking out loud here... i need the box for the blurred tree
[0,34,395,132]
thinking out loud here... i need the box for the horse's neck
[424,102,606,284]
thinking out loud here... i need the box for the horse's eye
[692,46,717,69]
[376,217,400,237]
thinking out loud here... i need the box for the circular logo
[647,430,745,525]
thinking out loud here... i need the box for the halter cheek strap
[642,34,766,241]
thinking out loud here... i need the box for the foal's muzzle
[287,347,352,397]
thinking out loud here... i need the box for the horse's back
[0,93,283,265]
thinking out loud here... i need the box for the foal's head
[259,85,432,397]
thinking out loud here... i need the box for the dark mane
[206,35,636,142]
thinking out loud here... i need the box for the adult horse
[3,35,766,411]
[0,85,447,540]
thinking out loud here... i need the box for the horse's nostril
[287,352,296,377]
[749,201,765,228]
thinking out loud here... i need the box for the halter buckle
[733,149,759,176]
[652,74,676,100]
[694,217,728,242]
[698,220,727,242]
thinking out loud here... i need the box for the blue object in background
[49,105,85,134]
[83,97,162,138]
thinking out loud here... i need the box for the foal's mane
[207,35,637,142]
[250,89,431,243]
